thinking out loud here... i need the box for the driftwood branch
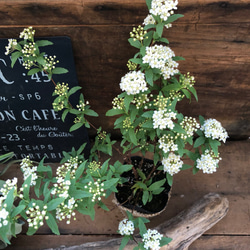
[45,193,229,250]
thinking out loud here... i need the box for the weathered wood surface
[0,0,249,138]
[1,140,249,249]
[41,193,229,250]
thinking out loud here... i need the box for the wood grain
[0,0,250,138]
[40,193,228,250]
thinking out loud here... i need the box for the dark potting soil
[115,156,171,215]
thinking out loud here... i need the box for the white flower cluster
[180,116,200,138]
[21,158,38,186]
[143,229,163,250]
[84,179,106,202]
[196,150,221,174]
[0,178,18,202]
[44,55,59,71]
[0,208,9,227]
[162,152,183,175]
[201,118,228,143]
[26,204,48,229]
[150,0,178,21]
[118,218,135,236]
[159,134,178,153]
[120,71,148,95]
[5,38,17,55]
[153,109,176,130]
[143,14,172,29]
[52,179,71,199]
[76,100,89,112]
[56,197,77,224]
[22,42,36,58]
[142,45,178,80]
[19,26,35,40]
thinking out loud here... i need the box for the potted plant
[1,0,228,249]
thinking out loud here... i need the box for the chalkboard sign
[0,37,90,162]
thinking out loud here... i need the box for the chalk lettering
[21,109,60,121]
[0,110,16,121]
[48,132,74,138]
[0,59,14,85]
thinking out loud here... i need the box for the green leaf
[119,236,130,250]
[144,24,155,30]
[27,68,41,76]
[172,56,185,61]
[143,30,154,46]
[166,173,173,186]
[128,38,141,49]
[47,197,65,211]
[75,161,87,180]
[22,175,32,200]
[182,88,191,100]
[69,122,84,132]
[141,119,153,129]
[128,128,137,145]
[138,217,148,236]
[5,188,15,210]
[145,68,154,86]
[209,139,221,156]
[69,189,92,199]
[159,37,169,44]
[68,86,82,96]
[37,55,46,65]
[199,115,205,125]
[46,213,60,235]
[194,136,206,148]
[106,109,124,116]
[85,109,98,117]
[160,236,172,246]
[137,169,146,181]
[189,86,198,101]
[162,82,181,92]
[103,178,120,189]
[61,109,69,122]
[98,201,109,211]
[129,58,142,64]
[11,205,26,218]
[148,179,166,191]
[165,14,184,24]
[146,0,152,10]
[156,23,164,37]
[173,123,186,134]
[142,190,149,205]
[124,94,134,113]
[52,67,68,75]
[11,51,22,68]
[36,40,53,47]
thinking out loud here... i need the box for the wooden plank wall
[0,0,250,249]
[0,0,249,139]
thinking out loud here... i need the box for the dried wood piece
[46,192,229,250]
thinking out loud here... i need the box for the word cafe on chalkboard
[0,37,90,162]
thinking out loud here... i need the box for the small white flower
[143,229,163,250]
[162,152,183,175]
[196,150,221,174]
[153,109,176,130]
[120,71,148,95]
[0,208,9,220]
[118,219,135,236]
[150,0,178,22]
[201,118,228,143]
[159,134,178,153]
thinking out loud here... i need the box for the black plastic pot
[114,156,171,218]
